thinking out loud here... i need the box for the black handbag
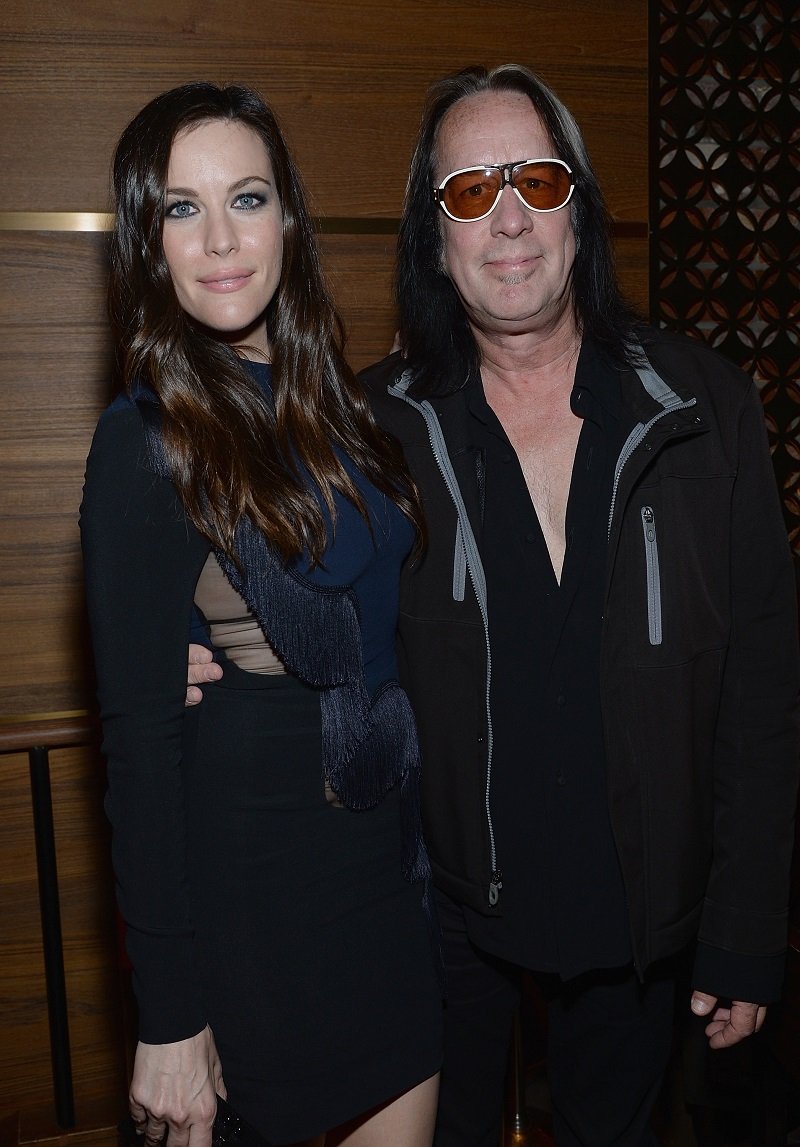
[118,1095,272,1147]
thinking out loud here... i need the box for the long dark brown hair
[109,81,422,564]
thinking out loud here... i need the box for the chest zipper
[640,506,662,646]
[453,519,467,602]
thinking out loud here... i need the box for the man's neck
[476,315,582,402]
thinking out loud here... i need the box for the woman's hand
[130,1025,227,1147]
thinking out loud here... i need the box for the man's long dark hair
[396,64,644,395]
[109,81,422,564]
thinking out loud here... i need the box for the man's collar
[571,338,623,421]
[463,336,623,424]
[466,367,492,424]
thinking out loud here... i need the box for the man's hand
[691,990,767,1049]
[186,644,222,706]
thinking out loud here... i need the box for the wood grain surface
[0,0,647,220]
[0,0,648,1132]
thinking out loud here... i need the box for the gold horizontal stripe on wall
[0,211,115,231]
[0,211,400,234]
[0,212,648,238]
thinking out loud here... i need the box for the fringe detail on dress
[140,403,432,897]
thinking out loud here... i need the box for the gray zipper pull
[489,871,503,906]
[641,506,663,646]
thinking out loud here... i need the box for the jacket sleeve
[693,379,800,1003]
[80,404,211,1042]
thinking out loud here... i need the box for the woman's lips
[198,270,254,292]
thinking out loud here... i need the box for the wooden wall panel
[0,232,111,716]
[320,232,398,371]
[0,750,50,1106]
[0,0,648,1135]
[1,0,646,221]
[0,744,126,1134]
[48,745,124,1106]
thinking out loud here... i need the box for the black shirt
[463,340,634,978]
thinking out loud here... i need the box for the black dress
[80,372,442,1144]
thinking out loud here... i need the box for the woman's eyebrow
[165,175,272,197]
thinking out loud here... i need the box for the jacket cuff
[691,941,786,1004]
[126,927,207,1044]
[189,604,214,652]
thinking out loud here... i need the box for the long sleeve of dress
[80,401,211,1043]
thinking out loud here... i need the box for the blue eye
[165,200,196,218]
[233,191,266,210]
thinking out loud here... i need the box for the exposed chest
[488,393,583,582]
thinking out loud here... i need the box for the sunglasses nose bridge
[483,164,517,217]
[488,164,532,220]
[497,163,516,190]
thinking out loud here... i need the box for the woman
[80,83,441,1147]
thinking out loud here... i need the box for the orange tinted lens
[441,169,502,219]
[513,162,572,210]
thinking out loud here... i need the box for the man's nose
[490,184,534,237]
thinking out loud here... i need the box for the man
[190,66,800,1146]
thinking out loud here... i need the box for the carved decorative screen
[649,0,799,549]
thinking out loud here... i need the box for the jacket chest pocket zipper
[640,506,663,646]
[453,518,467,602]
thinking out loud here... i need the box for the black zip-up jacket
[362,327,800,1002]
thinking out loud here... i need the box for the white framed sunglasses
[434,158,575,222]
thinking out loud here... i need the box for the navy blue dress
[80,364,441,1144]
